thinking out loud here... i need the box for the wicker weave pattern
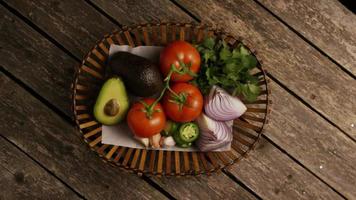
[72,23,270,176]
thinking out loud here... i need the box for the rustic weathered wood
[0,137,81,200]
[4,0,117,58]
[176,0,356,138]
[92,0,192,25]
[151,175,258,200]
[0,7,75,117]
[228,138,343,200]
[257,0,356,75]
[3,0,191,59]
[263,81,356,198]
[1,0,352,198]
[0,75,166,199]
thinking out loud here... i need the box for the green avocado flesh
[93,77,129,125]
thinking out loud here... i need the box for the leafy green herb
[193,37,260,102]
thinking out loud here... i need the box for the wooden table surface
[1,0,355,199]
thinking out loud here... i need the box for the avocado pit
[104,98,120,116]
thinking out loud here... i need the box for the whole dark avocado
[108,52,164,97]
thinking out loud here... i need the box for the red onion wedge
[196,113,233,151]
[205,86,247,121]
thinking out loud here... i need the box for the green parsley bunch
[193,37,260,102]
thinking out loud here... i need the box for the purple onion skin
[196,113,233,152]
[204,86,247,121]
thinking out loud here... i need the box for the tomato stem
[176,61,197,77]
[141,60,194,119]
[141,65,178,118]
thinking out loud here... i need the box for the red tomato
[127,98,166,138]
[162,83,203,122]
[160,41,201,82]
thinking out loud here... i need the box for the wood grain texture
[265,80,356,199]
[0,137,81,200]
[4,0,116,58]
[89,0,192,25]
[176,0,356,138]
[257,0,356,75]
[0,74,167,200]
[0,7,74,116]
[3,0,192,59]
[0,2,257,199]
[227,138,343,200]
[154,175,258,200]
[2,0,353,198]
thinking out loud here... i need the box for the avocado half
[108,52,164,97]
[93,77,129,125]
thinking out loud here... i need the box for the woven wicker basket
[72,22,270,176]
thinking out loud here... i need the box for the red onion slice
[205,86,247,121]
[196,113,233,152]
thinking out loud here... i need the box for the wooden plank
[151,174,257,200]
[0,75,166,199]
[0,6,75,117]
[229,80,356,199]
[3,0,191,59]
[0,1,260,199]
[90,0,192,26]
[176,0,356,138]
[0,137,81,199]
[262,81,356,199]
[257,0,356,75]
[3,0,116,58]
[228,138,343,200]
